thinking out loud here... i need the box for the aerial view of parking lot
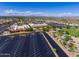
[0,2,79,57]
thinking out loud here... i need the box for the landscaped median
[41,32,59,57]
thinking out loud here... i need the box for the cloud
[59,12,72,16]
[51,12,73,17]
[4,9,48,16]
[1,10,78,17]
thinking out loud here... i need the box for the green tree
[64,35,72,42]
[69,43,76,50]
[17,17,24,22]
[76,54,79,57]
[27,28,33,31]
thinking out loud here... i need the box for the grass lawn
[68,50,76,52]
[64,29,79,37]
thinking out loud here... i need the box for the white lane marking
[13,38,23,56]
[0,39,11,52]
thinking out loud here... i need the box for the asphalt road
[43,32,68,57]
[0,32,56,57]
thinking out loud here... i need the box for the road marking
[30,33,37,56]
[0,39,11,53]
[13,37,23,56]
[41,32,59,57]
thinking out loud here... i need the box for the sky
[0,2,79,16]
